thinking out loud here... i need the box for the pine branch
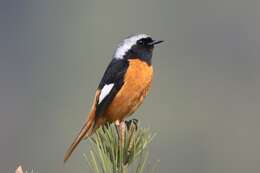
[84,120,159,173]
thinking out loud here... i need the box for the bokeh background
[1,0,260,172]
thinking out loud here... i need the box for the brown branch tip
[16,165,23,173]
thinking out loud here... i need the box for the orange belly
[104,59,153,122]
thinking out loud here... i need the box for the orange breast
[104,59,153,121]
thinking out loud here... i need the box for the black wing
[95,58,129,117]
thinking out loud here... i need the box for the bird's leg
[115,120,120,126]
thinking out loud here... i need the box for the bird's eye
[137,40,144,45]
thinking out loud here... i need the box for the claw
[125,119,139,130]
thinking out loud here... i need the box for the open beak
[149,40,164,46]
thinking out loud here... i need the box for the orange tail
[64,118,95,162]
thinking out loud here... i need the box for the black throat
[123,47,153,65]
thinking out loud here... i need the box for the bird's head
[114,34,163,64]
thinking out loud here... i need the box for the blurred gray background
[1,0,260,172]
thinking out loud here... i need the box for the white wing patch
[98,83,114,104]
[114,34,150,59]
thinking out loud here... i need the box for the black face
[136,37,154,48]
[125,37,156,65]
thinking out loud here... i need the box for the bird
[64,34,163,162]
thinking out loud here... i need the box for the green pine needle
[84,120,158,173]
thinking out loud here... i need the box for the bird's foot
[125,119,139,130]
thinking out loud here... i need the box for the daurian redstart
[64,34,163,162]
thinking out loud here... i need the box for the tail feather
[64,120,94,162]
